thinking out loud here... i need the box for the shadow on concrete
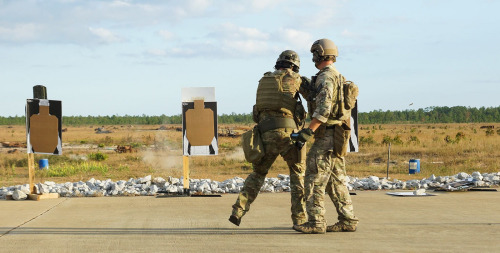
[1,227,300,235]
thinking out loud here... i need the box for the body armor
[256,70,298,118]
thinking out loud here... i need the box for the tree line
[0,106,498,125]
[358,106,500,124]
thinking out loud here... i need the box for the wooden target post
[183,156,190,195]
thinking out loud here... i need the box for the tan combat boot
[229,208,244,226]
[228,215,241,226]
[326,222,357,232]
[293,223,326,234]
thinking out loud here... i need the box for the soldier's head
[275,50,300,73]
[310,38,338,69]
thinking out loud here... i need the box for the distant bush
[382,135,391,145]
[2,157,27,168]
[444,132,467,144]
[444,135,454,144]
[486,128,494,136]
[360,136,376,145]
[88,152,108,161]
[407,136,420,145]
[455,132,466,142]
[382,135,403,145]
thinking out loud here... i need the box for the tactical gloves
[301,76,311,87]
[291,128,314,150]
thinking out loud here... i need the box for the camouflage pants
[232,128,307,225]
[304,128,359,227]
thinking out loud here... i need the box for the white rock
[262,185,274,192]
[64,182,73,191]
[436,176,447,183]
[114,183,125,192]
[167,185,178,193]
[153,177,166,184]
[37,183,49,194]
[400,181,407,190]
[210,182,219,190]
[170,177,180,185]
[474,181,486,187]
[86,181,96,189]
[20,185,31,195]
[414,189,426,195]
[457,172,469,180]
[44,181,56,186]
[278,174,289,180]
[150,185,159,193]
[368,176,379,183]
[353,181,364,189]
[12,189,28,200]
[381,183,392,190]
[140,175,152,183]
[234,177,245,186]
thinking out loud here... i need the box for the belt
[258,117,297,133]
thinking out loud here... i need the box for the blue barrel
[409,159,420,174]
[39,159,49,170]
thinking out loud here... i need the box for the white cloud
[170,46,198,57]
[210,23,269,40]
[146,49,167,57]
[341,29,369,40]
[110,1,132,8]
[221,39,270,55]
[158,30,174,41]
[88,27,122,43]
[278,28,313,51]
[251,0,286,9]
[0,23,39,42]
[186,0,212,13]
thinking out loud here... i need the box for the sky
[1,0,499,117]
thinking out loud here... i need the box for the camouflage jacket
[304,63,343,126]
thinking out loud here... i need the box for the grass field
[1,123,499,187]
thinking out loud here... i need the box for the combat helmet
[275,50,300,72]
[310,38,338,63]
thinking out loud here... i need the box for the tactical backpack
[307,74,358,122]
[337,75,359,121]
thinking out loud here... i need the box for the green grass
[88,152,108,161]
[36,162,110,177]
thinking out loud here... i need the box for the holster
[333,123,351,158]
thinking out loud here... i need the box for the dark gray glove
[291,128,314,149]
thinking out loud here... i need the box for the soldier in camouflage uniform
[293,39,359,234]
[229,50,308,227]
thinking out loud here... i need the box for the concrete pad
[0,198,66,235]
[0,191,499,252]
